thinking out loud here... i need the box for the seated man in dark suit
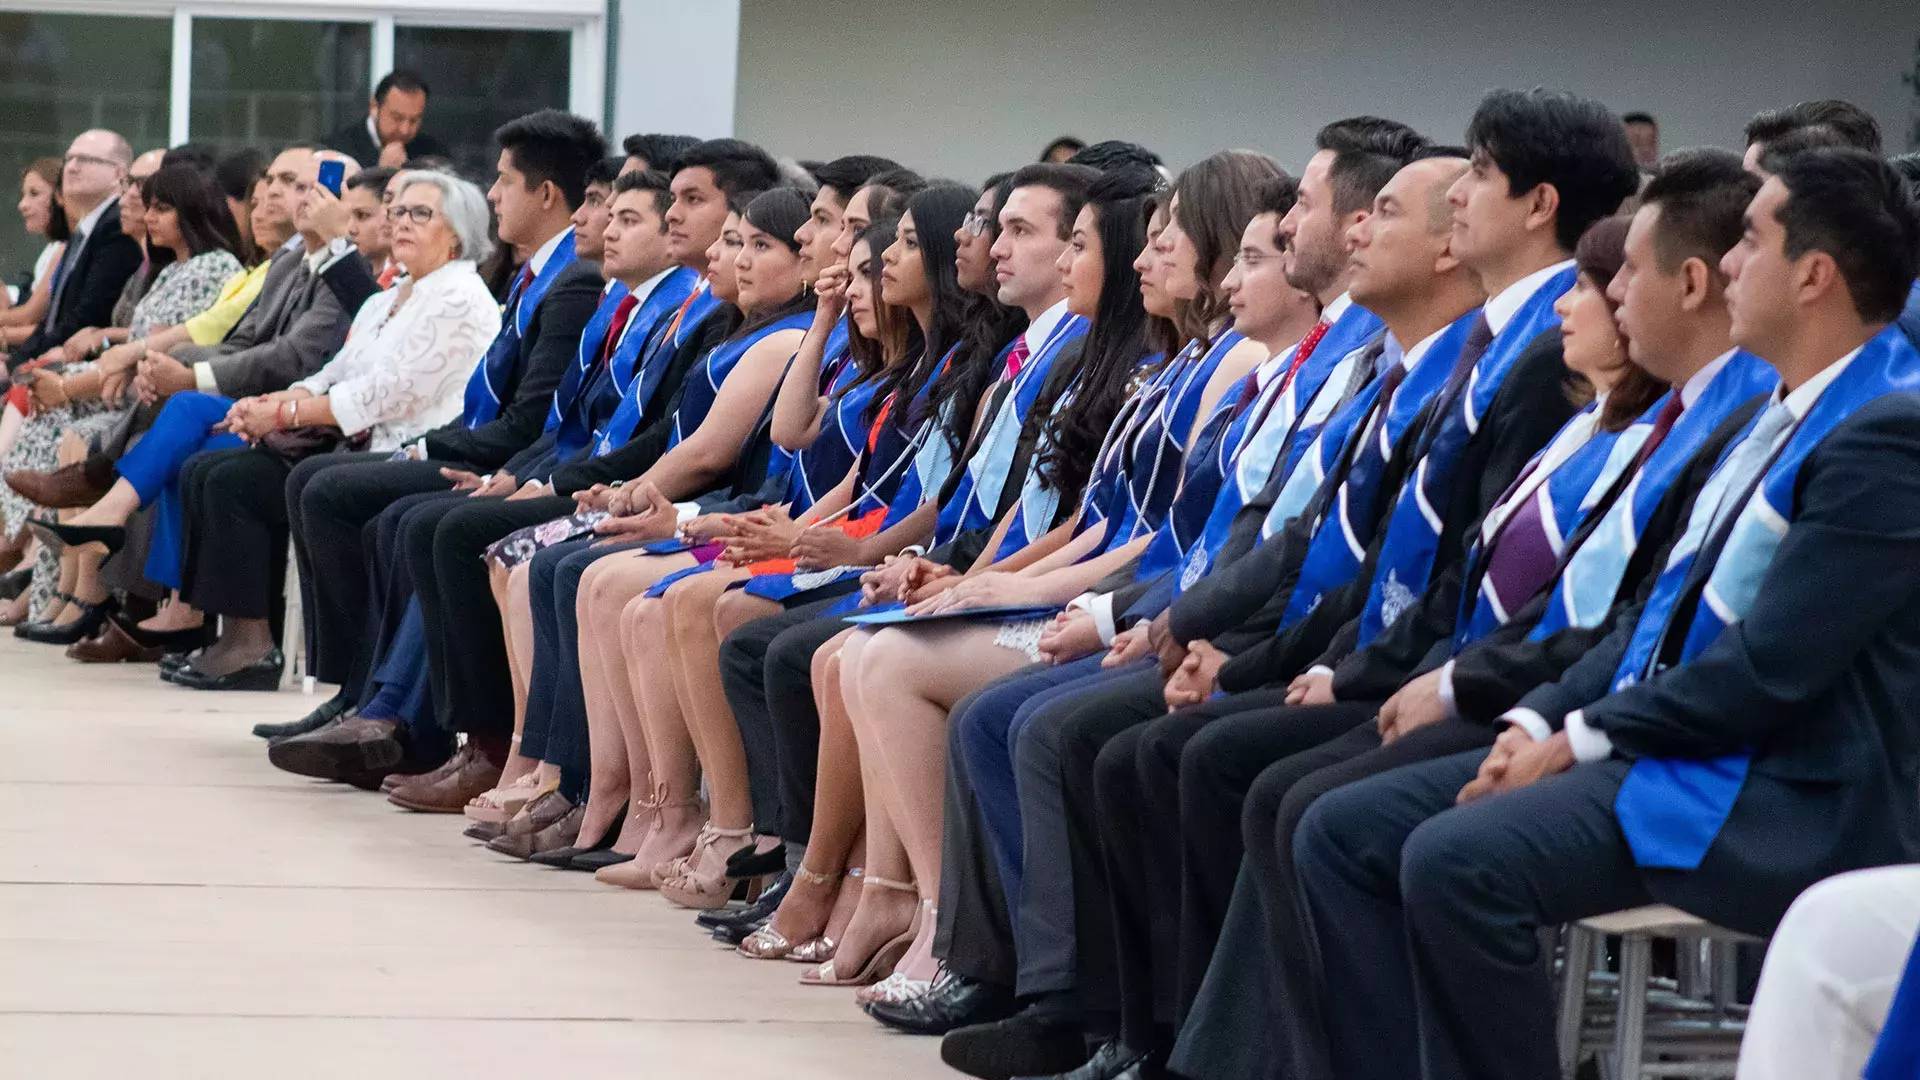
[6,129,143,372]
[327,69,448,170]
[1295,147,1920,1080]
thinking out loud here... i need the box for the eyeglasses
[387,205,439,225]
[961,210,992,237]
[66,152,125,172]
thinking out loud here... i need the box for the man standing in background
[329,70,447,168]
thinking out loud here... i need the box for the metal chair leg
[1558,925,1595,1079]
[1613,934,1652,1080]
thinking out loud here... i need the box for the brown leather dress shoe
[386,742,502,813]
[5,462,111,509]
[66,618,166,663]
[268,716,405,781]
[488,797,583,860]
[382,748,464,793]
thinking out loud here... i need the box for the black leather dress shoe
[942,1009,1088,1080]
[255,693,349,740]
[696,870,793,932]
[568,848,634,872]
[1022,1040,1157,1080]
[867,969,1017,1036]
[168,648,284,691]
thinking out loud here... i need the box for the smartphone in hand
[317,158,346,197]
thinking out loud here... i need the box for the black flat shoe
[567,848,634,871]
[111,612,214,654]
[696,870,794,932]
[13,593,115,646]
[723,842,787,880]
[29,519,126,556]
[168,648,285,691]
[0,565,29,601]
[159,650,197,678]
[531,802,628,868]
[254,692,349,740]
[712,914,769,947]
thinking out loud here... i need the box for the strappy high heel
[595,782,702,890]
[738,864,839,960]
[657,823,757,910]
[799,875,917,988]
[857,900,938,1006]
[461,769,549,824]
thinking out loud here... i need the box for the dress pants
[1007,664,1164,1011]
[404,493,574,736]
[361,600,443,748]
[289,453,454,686]
[1168,716,1496,1080]
[178,446,293,623]
[935,684,1018,987]
[1089,691,1363,1049]
[1295,748,1651,1080]
[110,391,244,590]
[716,592,862,846]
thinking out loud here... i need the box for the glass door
[394,25,574,179]
[188,17,374,156]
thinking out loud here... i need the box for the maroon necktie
[1629,393,1687,471]
[594,293,641,375]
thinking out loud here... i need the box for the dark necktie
[594,293,641,376]
[43,233,84,332]
[1628,392,1687,472]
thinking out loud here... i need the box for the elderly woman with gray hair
[31,170,501,674]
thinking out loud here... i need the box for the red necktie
[1233,317,1333,415]
[1003,336,1033,380]
[595,293,641,374]
[1628,393,1686,471]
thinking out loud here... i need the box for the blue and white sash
[544,281,629,457]
[784,331,872,514]
[666,309,815,449]
[592,285,728,457]
[1611,326,1920,870]
[1278,309,1484,627]
[1530,352,1777,638]
[461,228,579,428]
[1354,266,1577,646]
[931,317,1088,546]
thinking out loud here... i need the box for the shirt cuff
[674,501,701,525]
[1306,664,1335,679]
[1563,709,1615,763]
[193,361,219,393]
[1436,659,1460,719]
[1500,707,1553,743]
[1081,592,1118,645]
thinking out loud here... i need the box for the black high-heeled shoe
[530,802,629,868]
[28,519,127,556]
[13,592,116,646]
[110,611,214,653]
[724,842,788,880]
[0,565,30,601]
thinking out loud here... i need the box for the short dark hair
[1770,148,1919,323]
[375,70,430,103]
[812,155,904,202]
[1417,144,1472,161]
[1622,112,1658,127]
[743,187,810,254]
[214,147,267,201]
[347,165,396,196]
[1317,116,1429,217]
[611,168,673,218]
[1067,140,1164,173]
[586,155,625,188]
[1638,149,1761,275]
[1466,88,1642,251]
[674,138,782,204]
[1007,162,1101,239]
[162,143,218,174]
[1040,136,1086,161]
[1255,173,1301,220]
[621,133,699,174]
[1745,100,1882,155]
[493,109,606,210]
[858,168,927,223]
[1890,153,1920,203]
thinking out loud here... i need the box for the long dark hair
[731,187,814,338]
[925,173,1027,456]
[1172,150,1287,347]
[849,218,927,424]
[140,164,243,271]
[891,183,977,427]
[1034,167,1159,497]
[24,158,69,244]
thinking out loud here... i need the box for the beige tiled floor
[0,634,943,1078]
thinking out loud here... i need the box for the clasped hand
[1454,726,1575,804]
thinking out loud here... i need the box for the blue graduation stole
[1867,931,1920,1080]
[1610,326,1920,870]
[1451,404,1642,646]
[608,267,708,398]
[1277,310,1483,626]
[460,228,579,429]
[1272,304,1389,480]
[1530,352,1778,638]
[666,309,815,449]
[1072,351,1174,548]
[784,333,872,514]
[870,345,962,525]
[592,285,728,457]
[1086,335,1240,552]
[931,316,1089,546]
[1354,266,1577,646]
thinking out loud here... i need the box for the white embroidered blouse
[293,259,501,450]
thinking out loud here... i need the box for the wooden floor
[0,633,944,1078]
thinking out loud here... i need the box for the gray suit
[174,243,366,399]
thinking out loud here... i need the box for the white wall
[611,0,738,141]
[734,0,1919,182]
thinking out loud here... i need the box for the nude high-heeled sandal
[799,875,917,988]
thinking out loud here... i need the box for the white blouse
[294,259,502,450]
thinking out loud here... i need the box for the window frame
[0,0,606,144]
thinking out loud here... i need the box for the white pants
[1737,865,1920,1079]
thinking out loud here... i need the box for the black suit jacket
[326,120,449,169]
[1202,328,1578,693]
[420,260,603,472]
[7,201,144,370]
[1330,396,1767,713]
[1558,394,1920,933]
